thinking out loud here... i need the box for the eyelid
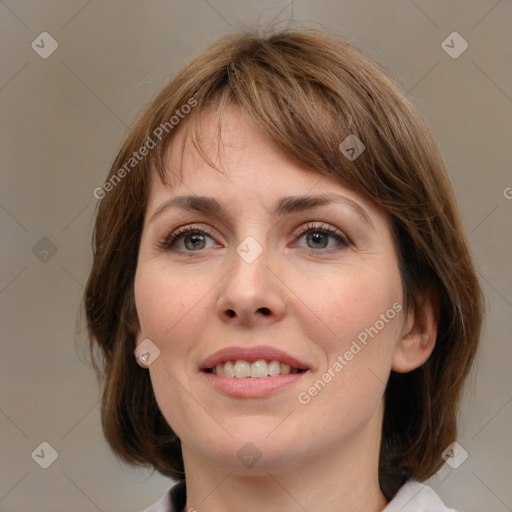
[291,221,351,248]
[159,220,351,253]
[159,223,217,250]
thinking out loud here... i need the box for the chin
[197,426,304,473]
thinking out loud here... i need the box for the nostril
[227,310,236,318]
[258,307,271,316]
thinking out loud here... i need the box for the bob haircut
[84,28,484,499]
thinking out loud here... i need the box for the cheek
[134,265,214,436]
[291,262,403,416]
[134,264,211,362]
[295,262,403,348]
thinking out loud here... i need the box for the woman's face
[134,105,409,473]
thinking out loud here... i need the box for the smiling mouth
[204,359,308,378]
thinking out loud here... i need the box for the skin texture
[133,105,437,512]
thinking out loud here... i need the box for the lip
[201,370,309,398]
[199,345,310,371]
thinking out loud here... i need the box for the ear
[392,289,439,373]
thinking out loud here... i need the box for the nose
[216,240,286,327]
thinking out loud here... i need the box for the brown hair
[83,28,484,499]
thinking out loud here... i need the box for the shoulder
[139,489,171,512]
[139,480,186,512]
[383,479,459,512]
[139,492,170,512]
[141,479,458,512]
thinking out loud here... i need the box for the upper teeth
[212,360,300,378]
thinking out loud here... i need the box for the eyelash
[160,224,216,251]
[292,222,350,251]
[159,222,350,254]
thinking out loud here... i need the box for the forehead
[147,105,386,225]
[165,104,282,181]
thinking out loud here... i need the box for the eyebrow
[149,193,374,228]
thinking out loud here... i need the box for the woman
[84,28,483,512]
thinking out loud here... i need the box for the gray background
[1,1,511,511]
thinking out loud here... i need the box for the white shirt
[141,479,458,511]
[383,480,457,511]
